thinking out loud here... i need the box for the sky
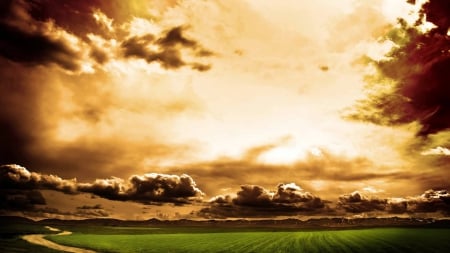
[0,0,449,220]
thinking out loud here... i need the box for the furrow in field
[46,227,450,253]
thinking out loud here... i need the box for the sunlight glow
[310,180,326,191]
[56,120,90,142]
[257,146,305,165]
[257,145,324,164]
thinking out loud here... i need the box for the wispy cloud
[421,146,450,156]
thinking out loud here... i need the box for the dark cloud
[25,0,105,37]
[337,191,387,213]
[0,0,213,177]
[121,26,213,71]
[157,26,197,48]
[273,183,325,209]
[0,23,81,71]
[387,200,408,214]
[198,183,328,218]
[346,0,450,137]
[338,189,450,216]
[0,189,46,211]
[1,164,204,205]
[0,0,85,71]
[420,0,450,35]
[23,0,161,38]
[0,1,213,72]
[78,173,204,204]
[407,189,450,214]
[122,34,155,58]
[0,2,114,174]
[190,63,211,71]
[232,185,272,207]
[0,190,110,218]
[90,47,109,64]
[0,164,77,193]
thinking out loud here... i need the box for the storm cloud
[347,0,450,137]
[0,0,213,179]
[0,0,87,71]
[0,0,213,72]
[338,189,450,216]
[78,173,204,204]
[0,164,77,193]
[198,183,328,218]
[1,0,449,221]
[0,164,204,204]
[406,189,450,214]
[338,191,387,213]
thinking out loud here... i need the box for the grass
[47,227,450,253]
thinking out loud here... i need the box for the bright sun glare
[258,145,322,164]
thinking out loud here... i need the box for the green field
[47,227,450,253]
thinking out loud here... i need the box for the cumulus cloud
[407,189,450,214]
[338,189,450,216]
[198,183,327,218]
[346,0,450,137]
[0,164,204,205]
[338,191,387,213]
[78,173,204,204]
[273,183,324,209]
[232,185,272,206]
[0,164,77,193]
[387,189,450,215]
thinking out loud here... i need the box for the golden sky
[0,0,449,220]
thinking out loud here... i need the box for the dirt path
[22,226,96,253]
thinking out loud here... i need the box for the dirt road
[22,227,96,253]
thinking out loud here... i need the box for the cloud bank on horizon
[1,164,449,219]
[0,0,449,219]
